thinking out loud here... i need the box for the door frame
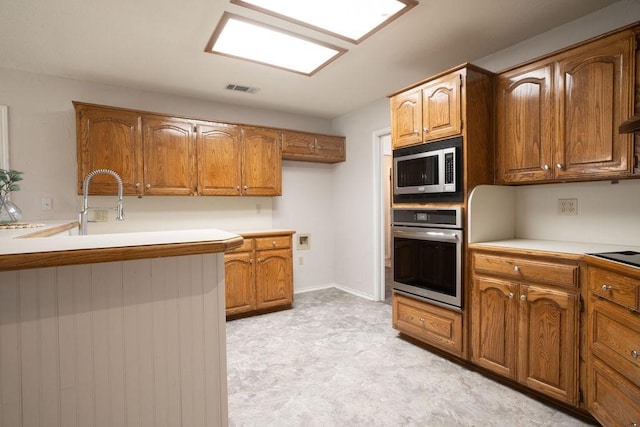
[372,127,391,302]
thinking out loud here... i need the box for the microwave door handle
[438,150,446,192]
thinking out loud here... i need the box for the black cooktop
[590,251,640,268]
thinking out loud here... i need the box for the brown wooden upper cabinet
[75,102,282,196]
[239,127,282,196]
[281,131,345,163]
[142,116,197,195]
[496,28,636,184]
[390,71,462,149]
[75,102,144,195]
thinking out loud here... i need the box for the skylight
[231,0,418,43]
[205,13,346,76]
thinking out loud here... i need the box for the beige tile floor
[226,288,595,427]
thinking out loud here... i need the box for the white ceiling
[0,0,621,119]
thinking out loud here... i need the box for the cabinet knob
[257,257,262,263]
[631,350,639,359]
[413,130,419,135]
[272,241,277,247]
[601,284,613,292]
[135,182,140,188]
[236,186,240,191]
[513,265,519,272]
[543,165,550,171]
[249,258,253,264]
[243,185,248,191]
[508,292,514,299]
[419,318,424,323]
[556,163,563,169]
[520,295,527,301]
[145,183,151,189]
[423,127,428,132]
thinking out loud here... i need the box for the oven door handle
[425,231,459,241]
[393,228,460,242]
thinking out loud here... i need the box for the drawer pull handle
[508,292,514,299]
[513,265,519,272]
[520,295,527,301]
[632,350,639,359]
[601,284,613,292]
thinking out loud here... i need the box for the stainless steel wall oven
[392,208,463,310]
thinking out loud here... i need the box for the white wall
[0,67,338,291]
[272,161,336,292]
[331,99,391,299]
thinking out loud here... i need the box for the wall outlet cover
[558,198,578,216]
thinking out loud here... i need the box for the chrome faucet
[79,169,125,235]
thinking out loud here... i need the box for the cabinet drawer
[392,293,463,357]
[473,253,578,287]
[255,235,290,250]
[589,357,640,427]
[590,296,640,386]
[226,238,254,254]
[589,266,638,310]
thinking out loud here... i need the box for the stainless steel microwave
[393,136,463,203]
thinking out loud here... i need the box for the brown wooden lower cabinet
[225,231,294,318]
[470,250,580,405]
[392,292,463,358]
[586,261,640,427]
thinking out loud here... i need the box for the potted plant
[0,169,23,223]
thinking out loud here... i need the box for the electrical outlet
[90,209,109,222]
[558,198,578,216]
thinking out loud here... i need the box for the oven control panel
[392,207,461,228]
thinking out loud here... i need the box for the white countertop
[0,221,241,256]
[470,238,640,256]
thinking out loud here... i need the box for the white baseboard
[294,283,376,301]
[293,283,334,295]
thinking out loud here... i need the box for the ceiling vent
[225,83,260,94]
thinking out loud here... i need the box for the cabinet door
[255,248,292,310]
[241,127,282,196]
[75,104,143,195]
[315,135,346,163]
[517,284,578,404]
[496,64,554,183]
[471,276,518,379]
[224,251,256,316]
[555,32,634,179]
[197,123,242,195]
[390,90,422,148]
[422,72,462,141]
[142,117,196,195]
[281,131,316,159]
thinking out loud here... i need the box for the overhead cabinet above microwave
[390,71,462,149]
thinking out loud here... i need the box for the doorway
[373,128,392,304]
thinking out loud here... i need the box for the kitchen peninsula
[0,224,242,427]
